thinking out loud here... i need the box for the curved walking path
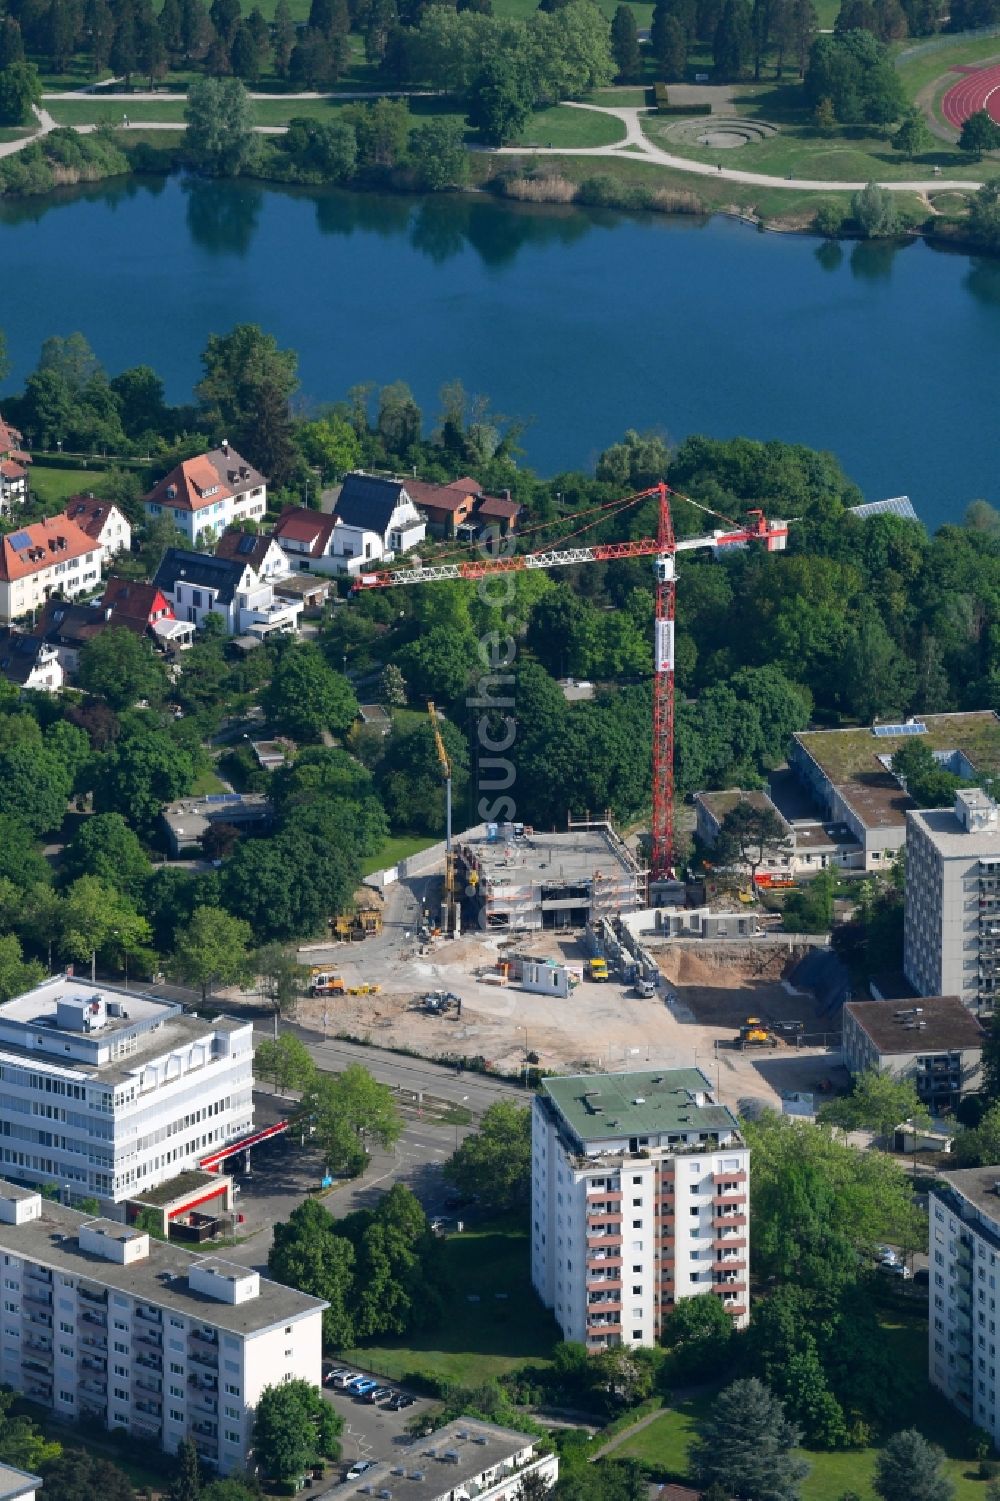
[493,102,983,194]
[1,96,984,195]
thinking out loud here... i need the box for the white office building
[927,1168,1000,1444]
[905,789,1000,1015]
[0,1182,325,1474]
[335,1419,557,1501]
[532,1069,749,1351]
[0,978,254,1203]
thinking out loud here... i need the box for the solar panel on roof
[872,722,927,738]
[7,531,31,551]
[237,534,256,555]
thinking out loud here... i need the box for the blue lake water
[2,173,999,531]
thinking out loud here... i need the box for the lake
[2,173,999,532]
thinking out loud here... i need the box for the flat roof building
[456,819,645,931]
[789,712,1000,870]
[928,1169,1000,1442]
[334,1419,557,1501]
[0,978,253,1202]
[532,1069,748,1351]
[842,996,985,1112]
[905,790,1000,1015]
[0,1467,41,1501]
[0,1181,324,1474]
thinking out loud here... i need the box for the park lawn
[515,104,627,148]
[895,32,1000,105]
[493,0,653,21]
[190,768,229,795]
[47,98,189,124]
[337,1221,561,1384]
[27,464,102,505]
[641,105,987,182]
[360,834,438,877]
[0,128,32,142]
[592,87,651,106]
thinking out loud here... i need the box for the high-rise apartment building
[905,790,1000,1014]
[0,978,254,1202]
[927,1168,1000,1444]
[531,1069,749,1350]
[0,1182,325,1474]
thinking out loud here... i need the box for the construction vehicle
[738,1016,777,1049]
[356,486,789,879]
[587,957,609,982]
[309,969,346,997]
[428,701,459,936]
[331,909,383,942]
[634,976,656,998]
[347,983,382,996]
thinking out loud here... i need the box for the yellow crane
[427,701,458,934]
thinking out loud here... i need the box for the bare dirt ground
[293,886,839,1116]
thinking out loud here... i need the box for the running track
[942,61,1000,128]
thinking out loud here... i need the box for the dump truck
[738,1016,776,1049]
[309,969,346,997]
[587,957,609,982]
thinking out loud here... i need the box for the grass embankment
[338,1221,561,1385]
[640,80,987,183]
[612,1313,991,1501]
[515,104,627,148]
[0,128,31,143]
[360,834,439,877]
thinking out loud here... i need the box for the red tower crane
[355,482,789,880]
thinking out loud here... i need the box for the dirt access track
[294,925,845,1118]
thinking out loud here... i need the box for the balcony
[189,1349,218,1370]
[586,1213,623,1228]
[135,1330,162,1350]
[136,1352,162,1372]
[24,1290,52,1309]
[712,1236,747,1251]
[712,1213,748,1230]
[587,1190,622,1204]
[79,1399,106,1420]
[81,1310,107,1328]
[135,1374,162,1396]
[135,1306,162,1325]
[78,1286,107,1307]
[135,1397,162,1417]
[26,1268,52,1287]
[79,1356,106,1373]
[713,1170,747,1185]
[190,1329,218,1347]
[80,1378,107,1398]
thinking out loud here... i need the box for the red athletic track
[941,61,1000,129]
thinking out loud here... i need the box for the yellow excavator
[428,701,459,936]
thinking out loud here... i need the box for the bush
[814,200,845,236]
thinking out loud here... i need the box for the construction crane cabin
[357,483,789,885]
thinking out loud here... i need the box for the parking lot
[322,1369,435,1470]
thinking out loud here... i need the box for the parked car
[344,1375,370,1393]
[396,1395,415,1409]
[331,1371,361,1389]
[325,1368,350,1386]
[346,1461,376,1481]
[879,1260,912,1279]
[352,1379,380,1397]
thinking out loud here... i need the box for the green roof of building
[541,1069,738,1144]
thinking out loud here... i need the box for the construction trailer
[454,817,645,932]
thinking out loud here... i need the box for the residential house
[477,492,522,538]
[0,628,64,692]
[928,1169,1000,1444]
[532,1068,749,1350]
[841,995,985,1113]
[0,413,30,514]
[33,579,189,674]
[153,548,302,639]
[215,528,289,581]
[0,514,104,624]
[406,476,481,538]
[274,475,427,578]
[694,788,863,878]
[64,495,132,556]
[142,443,267,545]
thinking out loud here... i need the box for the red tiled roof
[273,507,337,557]
[478,495,521,520]
[0,461,26,481]
[0,514,96,583]
[64,494,122,541]
[406,478,480,513]
[0,412,25,456]
[100,578,173,629]
[143,444,265,513]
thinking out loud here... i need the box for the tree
[818,1068,923,1142]
[300,1063,402,1177]
[893,107,930,157]
[78,627,168,711]
[814,94,836,130]
[873,1430,954,1501]
[891,737,963,807]
[714,799,792,887]
[230,18,258,76]
[185,76,256,175]
[444,1101,531,1214]
[692,1378,810,1501]
[959,108,1000,160]
[136,6,168,86]
[0,20,25,71]
[469,54,534,145]
[272,0,295,73]
[256,942,309,1034]
[652,9,687,78]
[409,117,470,190]
[297,411,361,479]
[263,642,359,741]
[952,1100,1000,1166]
[92,717,195,834]
[168,1440,201,1501]
[253,1378,341,1482]
[661,1291,734,1379]
[59,877,151,978]
[268,1199,357,1346]
[851,180,900,238]
[254,1033,317,1092]
[0,934,44,1004]
[969,179,1000,252]
[714,0,752,78]
[249,376,297,485]
[197,323,299,442]
[0,60,41,125]
[62,812,152,900]
[39,1450,133,1501]
[0,742,73,838]
[611,4,641,80]
[170,904,252,1001]
[379,662,407,707]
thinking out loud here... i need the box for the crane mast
[357,483,789,884]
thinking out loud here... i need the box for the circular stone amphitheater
[660,116,780,149]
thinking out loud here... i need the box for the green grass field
[895,31,1000,106]
[338,1222,561,1384]
[47,99,189,124]
[0,128,31,142]
[360,834,438,877]
[190,768,229,795]
[516,104,627,148]
[28,464,102,505]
